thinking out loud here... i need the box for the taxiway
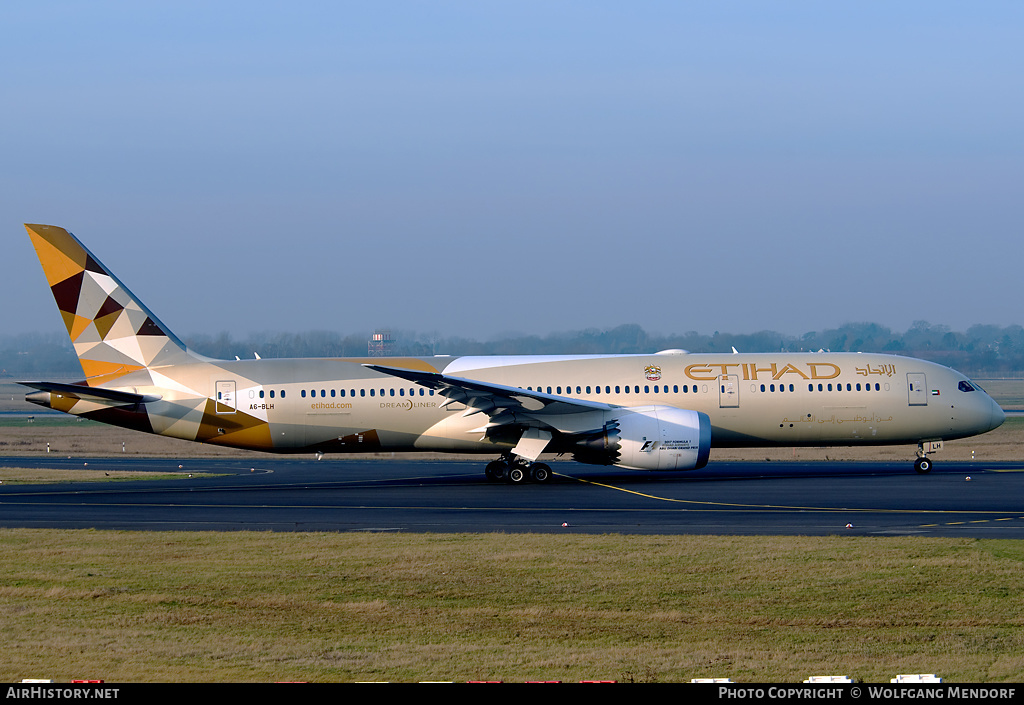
[2,458,1023,536]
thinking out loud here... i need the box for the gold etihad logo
[684,362,847,381]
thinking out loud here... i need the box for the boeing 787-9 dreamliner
[20,224,1005,483]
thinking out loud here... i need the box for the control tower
[368,330,394,357]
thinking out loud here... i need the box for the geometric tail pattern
[24,224,199,386]
[22,224,388,454]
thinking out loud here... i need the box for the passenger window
[644,386,649,393]
[270,390,275,399]
[301,390,306,398]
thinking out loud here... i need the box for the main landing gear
[484,454,553,484]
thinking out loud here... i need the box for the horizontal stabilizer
[20,381,161,405]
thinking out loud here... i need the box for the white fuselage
[116,351,1002,457]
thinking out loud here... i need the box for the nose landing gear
[914,440,942,474]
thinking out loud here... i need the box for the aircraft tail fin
[24,224,201,385]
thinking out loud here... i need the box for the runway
[2,457,1024,536]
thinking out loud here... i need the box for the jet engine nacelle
[573,406,712,471]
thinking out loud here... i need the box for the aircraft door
[215,380,237,414]
[719,374,739,408]
[907,373,928,406]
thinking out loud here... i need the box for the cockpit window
[958,381,976,392]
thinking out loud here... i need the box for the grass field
[0,467,201,484]
[1,531,1023,683]
[976,378,1024,410]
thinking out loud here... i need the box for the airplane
[20,224,1005,483]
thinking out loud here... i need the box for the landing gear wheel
[530,463,552,484]
[914,457,933,474]
[485,460,507,482]
[508,466,527,484]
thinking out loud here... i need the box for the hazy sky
[3,2,1022,342]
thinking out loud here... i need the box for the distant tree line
[3,321,1023,378]
[0,332,78,377]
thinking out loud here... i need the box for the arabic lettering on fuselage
[816,414,894,425]
[855,363,897,377]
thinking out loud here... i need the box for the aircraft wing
[363,364,617,417]
[19,381,161,405]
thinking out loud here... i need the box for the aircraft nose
[990,398,1006,431]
